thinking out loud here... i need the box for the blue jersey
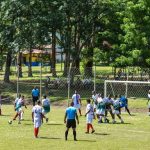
[66,107,77,119]
[32,89,39,97]
[120,96,127,107]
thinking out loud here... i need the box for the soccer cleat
[121,120,124,123]
[85,132,89,134]
[112,120,116,124]
[91,130,95,134]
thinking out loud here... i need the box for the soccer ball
[8,120,12,124]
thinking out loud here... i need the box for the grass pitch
[0,99,150,150]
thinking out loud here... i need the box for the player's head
[37,100,41,105]
[108,94,112,99]
[18,94,21,98]
[101,93,104,98]
[114,95,118,99]
[86,99,91,104]
[22,95,24,99]
[43,94,47,99]
[34,86,37,89]
[70,102,74,106]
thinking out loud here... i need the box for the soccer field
[0,99,150,150]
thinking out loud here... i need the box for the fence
[0,65,150,103]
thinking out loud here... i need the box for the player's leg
[72,128,77,141]
[125,106,131,116]
[117,114,124,123]
[109,109,115,123]
[21,110,24,120]
[85,123,90,133]
[65,128,69,141]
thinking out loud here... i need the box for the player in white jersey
[32,100,46,138]
[92,91,98,111]
[8,94,27,124]
[42,95,50,123]
[113,95,124,123]
[147,90,150,115]
[72,90,82,116]
[85,99,95,134]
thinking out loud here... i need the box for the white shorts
[74,104,81,109]
[113,110,120,115]
[16,107,22,113]
[86,117,93,124]
[96,109,105,115]
[93,104,97,109]
[34,120,42,128]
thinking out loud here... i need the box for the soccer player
[119,95,131,116]
[96,94,109,123]
[85,99,95,134]
[113,95,124,123]
[9,94,23,124]
[104,94,115,123]
[72,90,82,116]
[147,90,150,115]
[42,95,50,122]
[64,102,79,141]
[32,86,40,106]
[92,91,98,112]
[32,100,46,138]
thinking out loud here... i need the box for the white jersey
[86,104,94,119]
[32,105,42,121]
[104,97,114,105]
[72,94,81,106]
[148,94,150,99]
[42,98,50,107]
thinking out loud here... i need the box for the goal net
[104,80,150,99]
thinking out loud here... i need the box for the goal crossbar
[104,80,150,97]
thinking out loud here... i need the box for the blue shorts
[120,103,127,108]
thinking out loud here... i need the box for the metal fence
[0,66,150,103]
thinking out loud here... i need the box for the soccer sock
[79,109,82,116]
[86,124,89,132]
[21,112,23,120]
[73,131,76,140]
[34,128,36,137]
[65,130,68,140]
[36,128,39,137]
[89,124,94,130]
[13,113,18,120]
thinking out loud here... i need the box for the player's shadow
[94,133,110,136]
[109,122,132,125]
[1,114,10,117]
[40,137,61,140]
[78,139,96,142]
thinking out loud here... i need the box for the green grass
[0,99,150,150]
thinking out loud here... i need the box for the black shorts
[32,96,39,103]
[66,119,76,128]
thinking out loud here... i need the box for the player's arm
[147,98,150,104]
[64,112,67,123]
[32,112,34,122]
[85,110,90,117]
[75,112,79,124]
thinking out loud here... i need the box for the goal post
[104,80,150,98]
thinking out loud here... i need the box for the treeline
[1,0,150,82]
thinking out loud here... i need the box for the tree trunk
[28,48,33,77]
[4,51,12,83]
[18,51,23,77]
[63,51,70,76]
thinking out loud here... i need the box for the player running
[42,95,50,123]
[72,90,82,116]
[85,99,95,134]
[113,95,124,123]
[32,100,46,138]
[119,95,131,116]
[9,94,27,124]
[64,102,79,141]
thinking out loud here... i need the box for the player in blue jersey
[64,102,79,141]
[119,95,131,116]
[32,86,40,106]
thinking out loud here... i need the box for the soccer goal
[104,80,150,98]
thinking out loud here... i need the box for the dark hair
[86,99,91,103]
[37,100,41,105]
